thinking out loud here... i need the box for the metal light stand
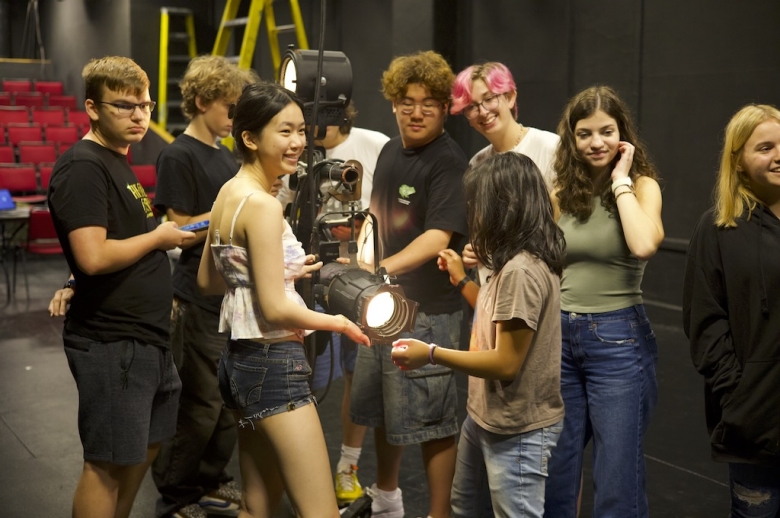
[21,0,46,73]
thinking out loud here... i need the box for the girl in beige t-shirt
[392,152,565,518]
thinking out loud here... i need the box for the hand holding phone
[179,220,209,232]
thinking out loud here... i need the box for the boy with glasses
[350,50,469,518]
[47,56,194,518]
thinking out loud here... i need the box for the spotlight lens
[282,59,297,92]
[365,292,395,328]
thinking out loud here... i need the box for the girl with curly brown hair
[544,85,664,518]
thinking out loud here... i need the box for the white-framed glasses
[396,99,442,116]
[463,94,501,120]
[97,101,156,116]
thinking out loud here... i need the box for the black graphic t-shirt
[370,132,469,314]
[48,140,172,348]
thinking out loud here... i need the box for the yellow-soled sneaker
[335,464,364,507]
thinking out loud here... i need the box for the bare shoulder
[634,175,661,193]
[246,190,283,214]
[241,191,284,233]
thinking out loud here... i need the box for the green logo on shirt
[399,184,416,198]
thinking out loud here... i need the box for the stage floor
[0,255,730,517]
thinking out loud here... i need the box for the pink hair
[450,62,517,118]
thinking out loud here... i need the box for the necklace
[496,124,526,153]
[513,124,526,149]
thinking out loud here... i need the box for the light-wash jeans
[451,414,562,518]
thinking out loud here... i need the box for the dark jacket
[683,205,780,465]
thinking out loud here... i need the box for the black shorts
[63,330,181,466]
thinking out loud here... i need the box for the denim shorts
[63,330,181,466]
[350,310,461,445]
[218,339,317,429]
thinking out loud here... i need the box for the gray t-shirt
[467,251,564,434]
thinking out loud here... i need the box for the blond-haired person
[684,104,780,517]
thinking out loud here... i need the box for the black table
[0,207,32,302]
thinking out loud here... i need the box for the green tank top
[558,196,646,313]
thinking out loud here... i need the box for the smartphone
[179,220,209,232]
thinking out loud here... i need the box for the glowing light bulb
[365,292,395,328]
[282,60,297,92]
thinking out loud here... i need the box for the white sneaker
[366,483,404,518]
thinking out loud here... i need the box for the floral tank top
[211,191,313,340]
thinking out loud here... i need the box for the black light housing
[279,48,352,127]
[325,268,419,344]
[280,46,418,349]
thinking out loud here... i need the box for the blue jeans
[729,463,780,517]
[544,305,658,518]
[350,310,461,445]
[451,414,562,518]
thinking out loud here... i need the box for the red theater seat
[32,108,65,126]
[2,79,32,94]
[6,124,42,147]
[33,81,64,96]
[18,142,57,166]
[0,107,30,125]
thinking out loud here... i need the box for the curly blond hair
[179,55,259,120]
[381,50,454,104]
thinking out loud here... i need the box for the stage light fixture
[280,48,352,127]
[325,268,419,344]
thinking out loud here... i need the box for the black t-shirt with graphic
[370,132,469,314]
[154,134,238,314]
[48,140,172,348]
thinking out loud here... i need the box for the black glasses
[396,99,442,116]
[97,101,156,116]
[462,94,501,120]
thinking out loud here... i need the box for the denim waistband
[562,304,647,323]
[227,339,304,356]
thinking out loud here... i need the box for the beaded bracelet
[615,190,636,201]
[611,176,633,193]
[429,344,438,365]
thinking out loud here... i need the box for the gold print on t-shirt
[126,183,154,219]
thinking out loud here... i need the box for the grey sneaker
[173,503,208,518]
[198,480,241,515]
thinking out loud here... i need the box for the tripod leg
[339,494,372,518]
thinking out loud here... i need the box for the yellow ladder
[158,7,197,134]
[212,0,308,78]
